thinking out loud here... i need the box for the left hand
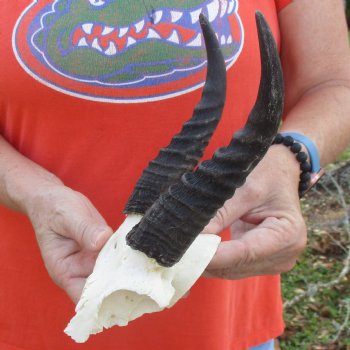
[203,145,307,279]
[25,183,113,303]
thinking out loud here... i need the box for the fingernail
[93,229,111,249]
[91,233,102,249]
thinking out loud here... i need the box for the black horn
[124,14,227,215]
[126,12,284,267]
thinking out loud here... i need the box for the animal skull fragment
[65,12,284,343]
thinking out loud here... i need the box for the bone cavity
[64,215,220,343]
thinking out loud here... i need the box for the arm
[0,135,113,302]
[0,135,61,211]
[279,0,350,164]
[205,0,350,278]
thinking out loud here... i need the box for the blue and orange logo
[13,0,244,103]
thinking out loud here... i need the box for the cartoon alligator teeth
[70,0,236,56]
[14,0,243,98]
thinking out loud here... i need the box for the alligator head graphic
[14,0,243,102]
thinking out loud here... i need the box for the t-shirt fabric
[275,0,293,12]
[0,0,291,349]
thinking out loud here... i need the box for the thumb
[201,186,255,235]
[66,217,114,251]
[90,224,114,251]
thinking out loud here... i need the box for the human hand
[203,145,307,279]
[25,184,113,303]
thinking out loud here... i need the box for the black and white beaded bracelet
[272,133,323,198]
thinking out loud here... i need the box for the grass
[335,146,350,163]
[278,25,350,350]
[280,247,350,349]
[279,169,350,349]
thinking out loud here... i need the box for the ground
[278,159,350,349]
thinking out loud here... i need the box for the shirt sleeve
[275,0,293,12]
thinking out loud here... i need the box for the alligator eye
[89,0,106,6]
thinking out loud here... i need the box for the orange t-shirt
[0,1,291,349]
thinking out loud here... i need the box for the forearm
[278,0,350,166]
[0,135,62,213]
[281,81,350,166]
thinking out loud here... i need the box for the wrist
[5,159,63,214]
[248,144,301,200]
[276,132,324,196]
[279,132,321,173]
[267,144,301,191]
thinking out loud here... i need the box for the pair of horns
[124,12,284,267]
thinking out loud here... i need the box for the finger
[66,277,88,304]
[64,250,99,277]
[205,216,306,279]
[91,226,114,250]
[78,222,113,251]
[201,184,258,235]
[58,251,98,303]
[64,216,114,251]
[230,220,258,239]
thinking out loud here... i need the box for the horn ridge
[126,12,284,267]
[124,15,227,215]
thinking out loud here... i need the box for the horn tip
[199,13,209,27]
[255,11,264,20]
[255,11,268,30]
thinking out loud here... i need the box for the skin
[1,0,350,303]
[204,0,350,278]
[0,138,113,302]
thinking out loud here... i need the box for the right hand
[203,145,307,280]
[25,184,113,303]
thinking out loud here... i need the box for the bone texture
[64,215,221,342]
[124,14,227,215]
[126,12,284,267]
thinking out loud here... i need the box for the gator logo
[13,0,243,103]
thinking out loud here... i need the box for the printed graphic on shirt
[13,0,244,103]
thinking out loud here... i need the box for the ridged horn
[126,11,284,267]
[124,14,227,215]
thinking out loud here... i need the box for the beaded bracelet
[272,133,311,198]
